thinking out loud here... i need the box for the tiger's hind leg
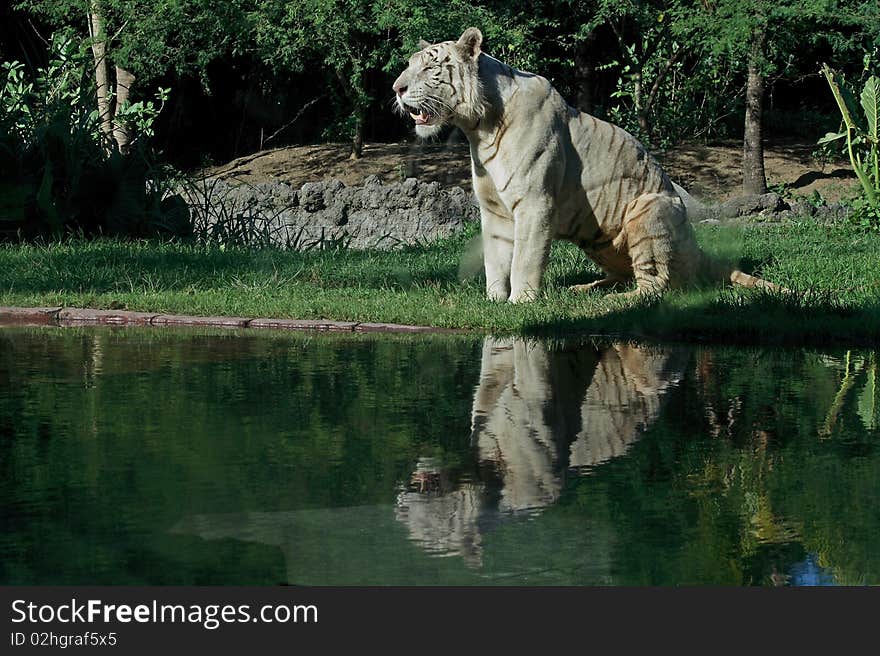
[570,239,634,295]
[607,192,698,300]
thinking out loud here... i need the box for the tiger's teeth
[411,110,431,125]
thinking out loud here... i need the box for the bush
[0,33,185,239]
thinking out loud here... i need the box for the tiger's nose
[393,79,408,96]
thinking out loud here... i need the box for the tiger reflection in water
[395,338,688,566]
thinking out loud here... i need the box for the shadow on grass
[0,239,467,294]
[522,287,880,347]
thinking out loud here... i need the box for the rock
[786,199,851,223]
[300,182,327,212]
[402,177,419,197]
[760,192,788,213]
[688,191,803,224]
[814,203,850,223]
[189,175,849,251]
[718,192,788,219]
[333,205,348,226]
[789,201,817,218]
[775,210,794,222]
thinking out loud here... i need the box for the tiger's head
[392,27,486,138]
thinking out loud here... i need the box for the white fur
[395,29,708,302]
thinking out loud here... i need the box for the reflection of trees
[687,348,880,585]
[822,352,877,436]
[0,328,482,584]
[395,338,689,566]
[689,348,809,584]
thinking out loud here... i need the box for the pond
[1,327,878,585]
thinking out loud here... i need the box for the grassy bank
[2,221,880,343]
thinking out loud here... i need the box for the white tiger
[393,27,780,302]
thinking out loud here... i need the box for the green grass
[2,220,880,344]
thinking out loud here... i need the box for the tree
[677,0,878,195]
[87,1,134,153]
[249,0,385,159]
[15,0,880,170]
[250,0,548,159]
[19,0,250,153]
[742,24,767,196]
[585,1,688,141]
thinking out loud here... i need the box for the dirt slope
[207,138,857,203]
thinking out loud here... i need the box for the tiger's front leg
[509,197,555,303]
[480,207,514,301]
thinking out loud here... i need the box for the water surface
[1,327,877,585]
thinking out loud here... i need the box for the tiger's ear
[457,27,482,60]
[417,39,431,50]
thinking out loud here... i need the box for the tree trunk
[334,67,365,160]
[743,32,768,195]
[87,2,113,150]
[637,102,651,138]
[574,31,597,113]
[632,69,643,121]
[112,65,136,154]
[349,113,364,160]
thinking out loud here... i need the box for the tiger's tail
[728,268,787,293]
[674,185,788,294]
[697,251,788,293]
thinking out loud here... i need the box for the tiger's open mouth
[402,101,436,126]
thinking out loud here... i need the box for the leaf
[861,76,879,143]
[817,131,846,145]
[822,64,866,133]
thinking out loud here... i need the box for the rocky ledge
[181,178,853,251]
[182,175,479,250]
[691,191,853,224]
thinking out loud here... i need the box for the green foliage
[562,0,842,146]
[114,87,170,141]
[0,32,181,237]
[2,0,879,187]
[246,0,549,150]
[1,34,87,153]
[17,0,252,88]
[821,62,880,227]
